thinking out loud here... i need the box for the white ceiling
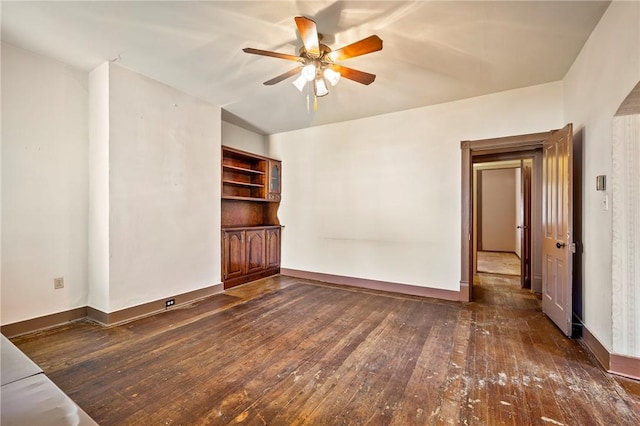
[1,1,610,135]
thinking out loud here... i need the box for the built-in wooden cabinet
[221,146,282,289]
[222,226,281,288]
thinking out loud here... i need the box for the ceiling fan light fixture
[323,68,341,86]
[314,77,329,97]
[243,16,383,99]
[292,74,307,91]
[301,63,316,81]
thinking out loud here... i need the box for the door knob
[517,225,528,229]
[556,242,565,249]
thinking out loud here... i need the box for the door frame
[460,131,552,301]
[520,160,533,289]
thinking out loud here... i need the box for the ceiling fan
[243,16,383,97]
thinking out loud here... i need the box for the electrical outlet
[165,299,175,308]
[54,277,64,289]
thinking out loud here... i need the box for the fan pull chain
[314,95,318,112]
[306,94,310,113]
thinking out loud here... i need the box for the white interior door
[542,124,573,336]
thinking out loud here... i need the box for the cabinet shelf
[222,224,281,230]
[222,195,272,202]
[223,164,265,175]
[222,179,265,188]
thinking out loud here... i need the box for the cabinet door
[245,229,266,274]
[266,228,281,269]
[267,160,282,201]
[223,230,245,280]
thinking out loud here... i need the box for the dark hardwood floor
[10,275,640,425]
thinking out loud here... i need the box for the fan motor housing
[299,43,332,61]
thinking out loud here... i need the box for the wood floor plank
[9,275,640,425]
[243,293,394,424]
[477,251,521,276]
[213,290,391,424]
[388,322,454,425]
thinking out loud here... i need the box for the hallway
[475,251,530,308]
[477,251,521,276]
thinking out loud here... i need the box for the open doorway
[459,131,551,303]
[466,149,543,296]
[460,125,575,337]
[472,158,539,307]
[611,81,640,358]
[474,161,527,280]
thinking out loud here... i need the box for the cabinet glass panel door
[269,161,281,194]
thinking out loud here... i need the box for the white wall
[2,46,223,323]
[0,44,2,320]
[1,44,89,324]
[103,63,222,312]
[88,62,110,312]
[480,168,516,253]
[222,121,267,156]
[563,0,640,351]
[270,82,563,291]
